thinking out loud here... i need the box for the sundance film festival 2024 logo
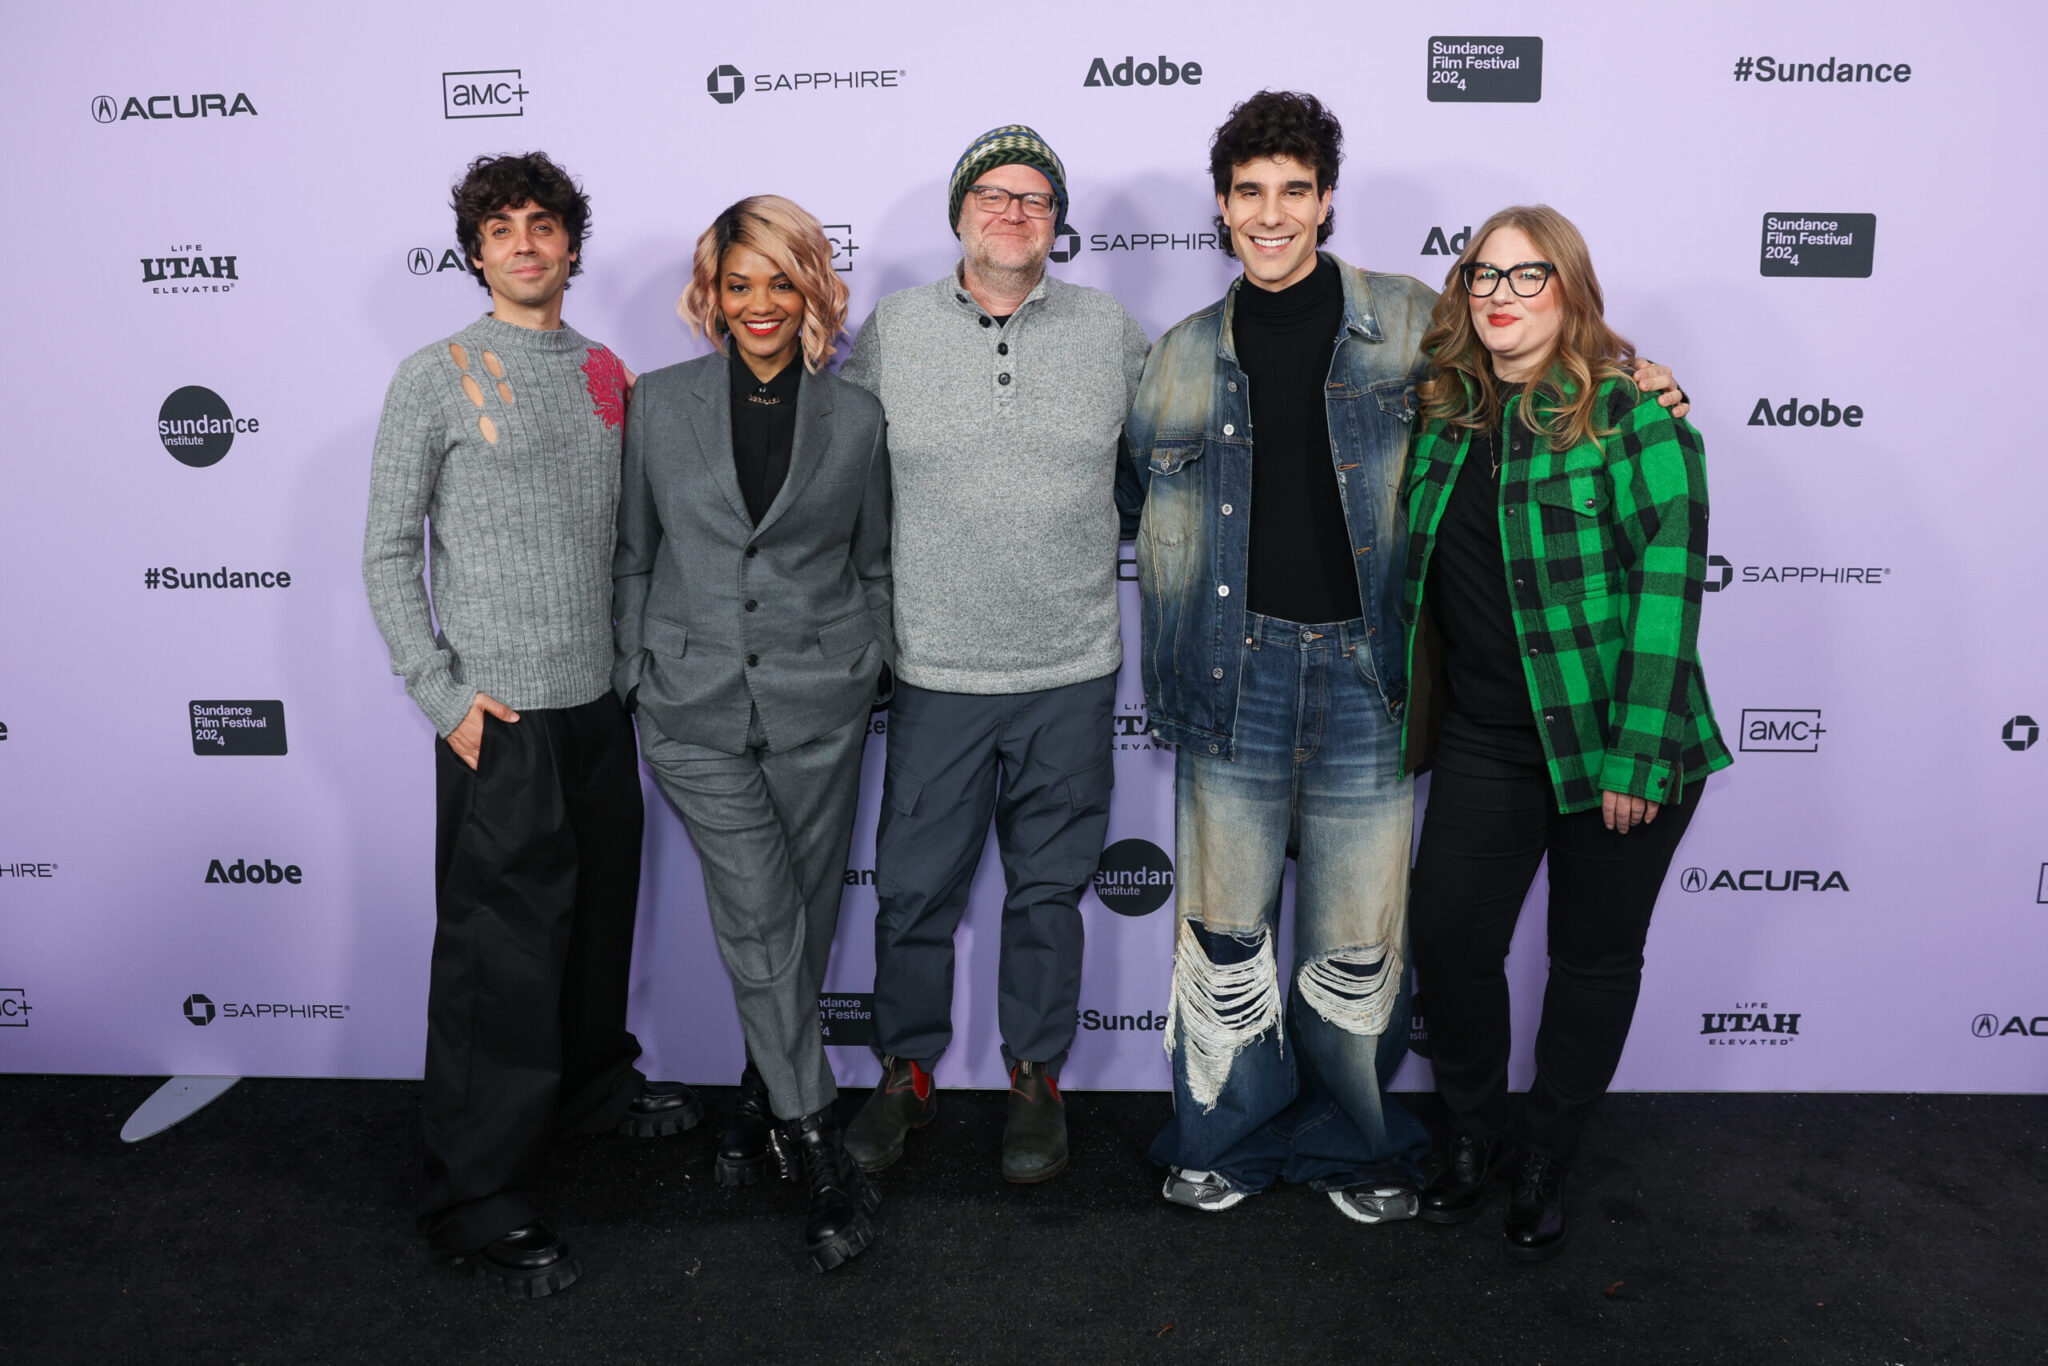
[1428,37,1542,101]
[705,63,903,103]
[158,387,259,468]
[190,700,287,756]
[1761,214,1876,278]
[818,994,873,1046]
[143,245,237,296]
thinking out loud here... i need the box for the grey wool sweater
[842,269,1150,694]
[363,313,630,736]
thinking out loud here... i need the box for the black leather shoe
[716,1061,792,1187]
[1419,1134,1515,1225]
[1504,1152,1567,1261]
[1001,1061,1068,1184]
[617,1080,705,1138]
[843,1056,936,1173]
[463,1222,580,1298]
[789,1108,881,1273]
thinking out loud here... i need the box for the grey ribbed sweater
[363,313,628,736]
[842,270,1150,694]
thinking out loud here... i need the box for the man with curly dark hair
[1126,93,1687,1230]
[363,152,698,1298]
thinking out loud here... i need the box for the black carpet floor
[3,1077,2042,1365]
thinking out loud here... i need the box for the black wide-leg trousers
[1410,740,1698,1164]
[419,692,647,1252]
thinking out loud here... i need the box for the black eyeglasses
[1460,260,1555,298]
[966,185,1057,219]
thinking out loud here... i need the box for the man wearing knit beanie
[840,125,1150,1185]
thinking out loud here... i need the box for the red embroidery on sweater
[582,346,627,429]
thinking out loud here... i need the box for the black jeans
[1410,736,1699,1164]
[419,692,647,1252]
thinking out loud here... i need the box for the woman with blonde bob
[611,195,892,1272]
[1399,205,1729,1260]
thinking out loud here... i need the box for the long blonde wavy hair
[678,195,848,373]
[1417,204,1636,451]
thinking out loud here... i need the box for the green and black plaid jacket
[1401,377,1731,813]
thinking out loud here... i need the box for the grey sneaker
[1328,1184,1420,1224]
[1161,1167,1250,1212]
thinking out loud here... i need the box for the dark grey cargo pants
[871,673,1117,1075]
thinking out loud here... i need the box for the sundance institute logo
[1092,839,1174,917]
[158,386,258,467]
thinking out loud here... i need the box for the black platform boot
[789,1107,881,1273]
[716,1060,791,1187]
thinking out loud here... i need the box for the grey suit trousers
[641,705,868,1121]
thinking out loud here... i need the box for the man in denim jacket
[1127,92,1682,1223]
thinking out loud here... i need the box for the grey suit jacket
[613,350,892,754]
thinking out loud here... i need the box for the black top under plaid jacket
[1401,378,1731,812]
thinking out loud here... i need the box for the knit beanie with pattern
[947,124,1069,236]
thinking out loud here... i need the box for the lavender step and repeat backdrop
[5,2,2045,1096]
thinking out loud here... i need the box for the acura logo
[1973,1014,1997,1037]
[1680,867,1707,892]
[92,94,117,123]
[407,247,434,276]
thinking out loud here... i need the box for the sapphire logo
[183,993,216,1026]
[2002,716,2038,752]
[1092,839,1175,916]
[442,70,525,119]
[707,64,744,103]
[1703,554,1733,592]
[182,994,349,1025]
[1050,226,1082,264]
[1740,708,1826,753]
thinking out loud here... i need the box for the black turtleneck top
[728,350,801,524]
[1235,254,1362,624]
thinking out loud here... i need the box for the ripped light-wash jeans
[1149,612,1431,1194]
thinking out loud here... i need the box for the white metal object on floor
[119,1076,241,1143]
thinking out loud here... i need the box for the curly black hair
[451,152,590,291]
[1207,91,1343,258]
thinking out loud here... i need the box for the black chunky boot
[1503,1151,1567,1262]
[1001,1061,1068,1183]
[716,1060,791,1187]
[790,1108,881,1273]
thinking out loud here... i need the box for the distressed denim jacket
[1127,253,1438,758]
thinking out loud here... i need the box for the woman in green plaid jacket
[1399,205,1731,1262]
